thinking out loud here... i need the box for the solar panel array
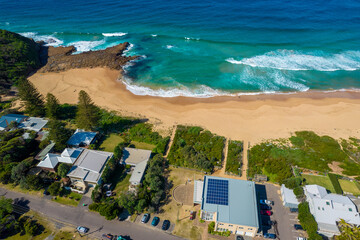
[206,178,229,205]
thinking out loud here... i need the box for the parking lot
[136,213,175,234]
[255,183,307,240]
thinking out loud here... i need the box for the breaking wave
[19,32,63,46]
[68,39,106,53]
[102,32,127,37]
[226,50,360,71]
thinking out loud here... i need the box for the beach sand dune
[29,68,360,143]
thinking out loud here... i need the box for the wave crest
[68,40,106,53]
[19,32,63,46]
[226,50,360,71]
[102,32,127,37]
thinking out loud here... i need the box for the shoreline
[29,67,360,143]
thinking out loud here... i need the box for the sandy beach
[29,68,360,143]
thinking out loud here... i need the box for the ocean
[1,0,360,97]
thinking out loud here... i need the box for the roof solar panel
[206,178,229,205]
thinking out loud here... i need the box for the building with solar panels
[198,176,260,237]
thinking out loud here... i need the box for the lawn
[52,192,82,207]
[0,183,43,197]
[100,133,124,152]
[114,174,131,195]
[302,174,335,193]
[131,140,156,151]
[339,179,360,196]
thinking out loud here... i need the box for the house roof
[122,147,152,165]
[201,176,260,228]
[129,158,149,185]
[18,117,48,132]
[58,148,83,164]
[36,148,83,169]
[304,184,360,233]
[194,180,204,204]
[37,153,60,169]
[35,142,55,160]
[281,184,300,208]
[67,149,113,184]
[67,129,97,146]
[0,114,27,129]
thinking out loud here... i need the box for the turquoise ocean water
[1,0,360,97]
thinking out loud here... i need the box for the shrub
[88,202,100,211]
[98,201,121,220]
[298,202,323,240]
[293,186,304,199]
[48,182,61,196]
[225,141,243,175]
[328,173,343,194]
[24,219,41,236]
[57,163,72,178]
[284,177,303,189]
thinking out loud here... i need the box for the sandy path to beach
[29,68,360,143]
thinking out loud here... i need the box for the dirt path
[164,125,177,158]
[240,141,249,180]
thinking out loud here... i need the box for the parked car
[236,235,244,240]
[260,210,272,216]
[262,220,274,227]
[264,233,276,239]
[294,224,303,230]
[43,190,49,195]
[141,213,150,223]
[77,226,89,234]
[162,220,170,230]
[116,236,126,240]
[260,204,272,210]
[151,217,160,226]
[101,233,114,240]
[190,211,195,220]
[260,199,273,205]
[297,237,307,240]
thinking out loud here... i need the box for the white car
[297,237,307,240]
[77,226,89,234]
[260,199,273,205]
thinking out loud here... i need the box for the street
[0,188,183,240]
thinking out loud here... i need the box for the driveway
[256,183,305,240]
[0,188,183,240]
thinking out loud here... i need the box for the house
[198,176,260,237]
[37,148,84,172]
[281,184,300,210]
[67,149,113,189]
[67,129,97,147]
[18,117,48,132]
[304,184,360,237]
[0,114,27,130]
[121,147,152,186]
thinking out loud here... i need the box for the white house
[37,148,84,172]
[304,184,360,237]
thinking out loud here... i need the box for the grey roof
[122,147,152,165]
[194,180,204,204]
[201,176,259,228]
[18,117,48,132]
[67,129,97,146]
[281,184,300,208]
[37,153,60,169]
[36,142,55,160]
[129,159,149,185]
[67,149,113,184]
[0,114,27,130]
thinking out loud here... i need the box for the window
[219,223,223,226]
[229,225,233,227]
[326,202,330,206]
[238,227,244,229]
[349,208,353,212]
[248,228,253,230]
[318,207,320,210]
[322,207,324,210]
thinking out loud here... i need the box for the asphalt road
[0,188,183,240]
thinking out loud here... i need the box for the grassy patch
[114,174,131,195]
[339,179,360,196]
[225,140,243,175]
[52,192,82,207]
[303,174,335,193]
[0,183,43,197]
[100,133,124,152]
[131,141,156,151]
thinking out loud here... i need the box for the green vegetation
[17,77,45,116]
[45,93,60,119]
[100,133,124,152]
[207,221,231,237]
[298,202,323,240]
[225,140,243,175]
[328,173,343,194]
[336,219,360,240]
[47,182,61,196]
[76,90,99,131]
[48,120,72,151]
[53,191,82,207]
[0,30,41,94]
[57,163,72,178]
[248,131,360,181]
[339,179,360,196]
[168,126,225,172]
[303,174,335,193]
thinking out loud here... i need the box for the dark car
[262,220,274,227]
[141,213,150,223]
[151,217,160,226]
[236,236,244,240]
[43,189,49,195]
[264,233,276,239]
[294,224,303,230]
[260,204,272,210]
[162,220,170,230]
[101,233,114,240]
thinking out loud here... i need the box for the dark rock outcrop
[38,42,138,73]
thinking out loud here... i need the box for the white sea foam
[166,45,175,49]
[102,32,127,37]
[184,37,200,41]
[151,34,157,37]
[19,32,63,46]
[68,40,106,53]
[123,43,134,55]
[226,50,360,71]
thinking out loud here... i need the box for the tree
[0,197,13,218]
[45,93,60,119]
[24,219,40,236]
[48,120,72,151]
[98,201,121,220]
[118,192,137,214]
[57,163,71,178]
[17,77,44,116]
[11,161,30,184]
[76,90,99,130]
[337,219,360,240]
[24,175,42,190]
[47,182,61,196]
[0,197,19,237]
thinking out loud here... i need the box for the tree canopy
[17,77,44,116]
[48,120,72,151]
[76,90,99,130]
[45,93,60,119]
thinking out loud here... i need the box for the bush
[88,202,100,211]
[57,163,72,178]
[293,186,304,199]
[284,177,303,189]
[24,219,41,236]
[98,201,121,220]
[48,182,61,196]
[298,202,323,240]
[328,173,343,194]
[225,141,243,175]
